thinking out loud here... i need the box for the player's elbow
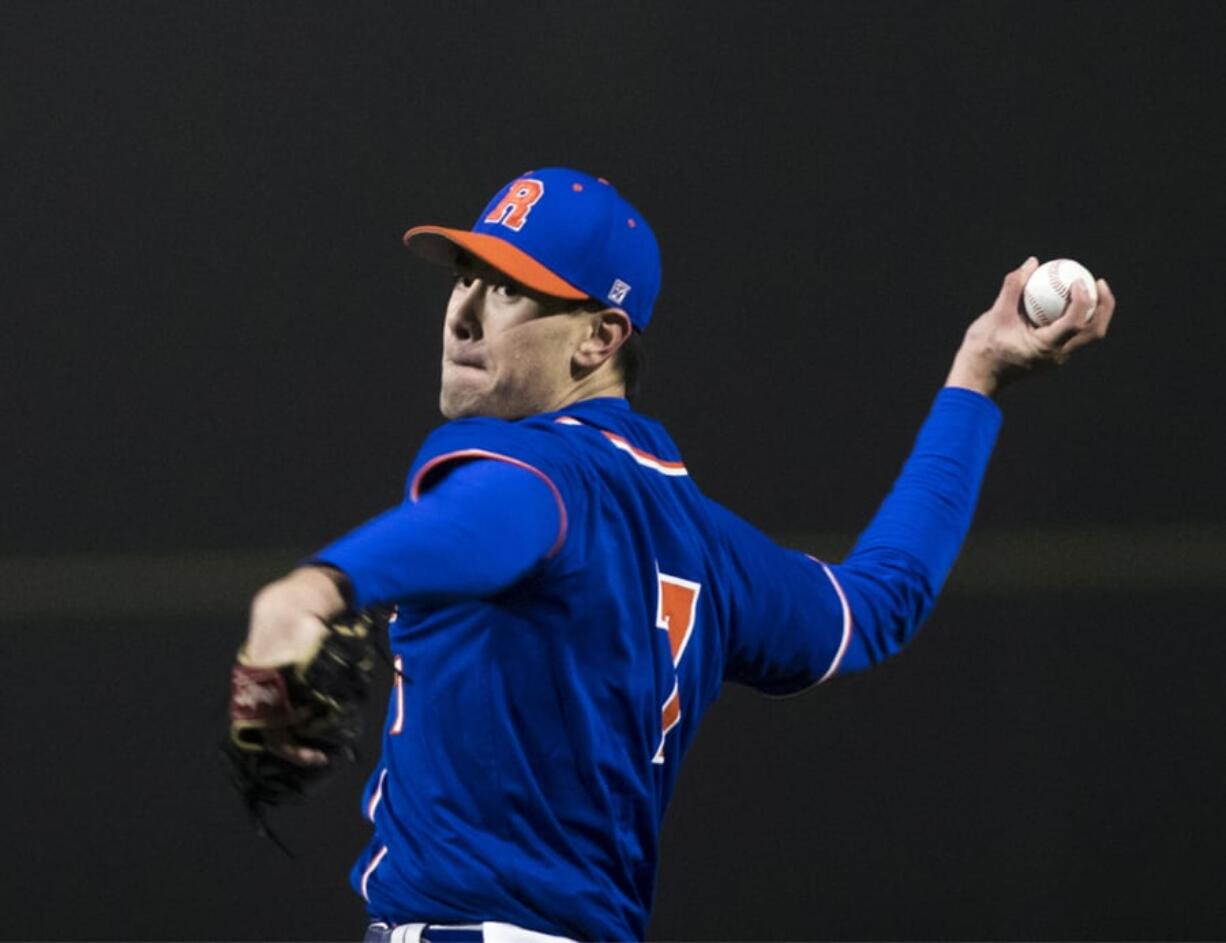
[833,553,939,666]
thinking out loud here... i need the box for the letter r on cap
[484,179,545,231]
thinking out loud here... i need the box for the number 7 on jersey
[653,571,701,765]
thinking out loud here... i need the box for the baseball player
[239,167,1114,942]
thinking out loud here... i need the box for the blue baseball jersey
[315,390,1002,941]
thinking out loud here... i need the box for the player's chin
[440,378,536,421]
[439,374,492,419]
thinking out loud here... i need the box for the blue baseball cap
[403,167,662,330]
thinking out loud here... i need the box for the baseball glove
[223,606,390,847]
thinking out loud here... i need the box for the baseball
[1022,258,1098,327]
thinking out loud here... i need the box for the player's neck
[548,369,627,413]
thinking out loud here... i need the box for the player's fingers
[1092,278,1116,334]
[1067,278,1097,324]
[1049,277,1118,355]
[280,745,328,766]
[994,256,1038,313]
[1034,280,1093,348]
[1060,327,1101,356]
[1058,278,1115,354]
[264,729,328,767]
[277,745,328,766]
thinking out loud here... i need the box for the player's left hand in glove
[223,605,389,846]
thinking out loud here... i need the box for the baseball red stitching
[1026,260,1070,326]
[1047,259,1071,300]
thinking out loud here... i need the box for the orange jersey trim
[554,417,688,477]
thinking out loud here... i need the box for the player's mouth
[445,356,486,371]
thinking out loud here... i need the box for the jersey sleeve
[715,503,853,694]
[307,416,581,609]
[404,415,580,518]
[827,385,1001,671]
[718,386,1002,694]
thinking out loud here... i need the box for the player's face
[440,254,595,420]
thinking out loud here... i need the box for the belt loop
[392,923,426,943]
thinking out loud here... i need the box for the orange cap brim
[403,226,588,300]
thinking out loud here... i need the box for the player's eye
[452,272,476,289]
[493,281,520,298]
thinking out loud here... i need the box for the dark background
[3,2,1223,940]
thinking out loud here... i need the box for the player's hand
[944,256,1116,398]
[225,605,386,847]
[242,566,349,764]
[245,566,347,665]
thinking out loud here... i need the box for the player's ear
[573,308,632,372]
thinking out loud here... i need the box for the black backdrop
[3,2,1224,940]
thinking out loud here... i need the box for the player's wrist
[944,345,1000,399]
[301,563,356,610]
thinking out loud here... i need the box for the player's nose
[447,280,486,342]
